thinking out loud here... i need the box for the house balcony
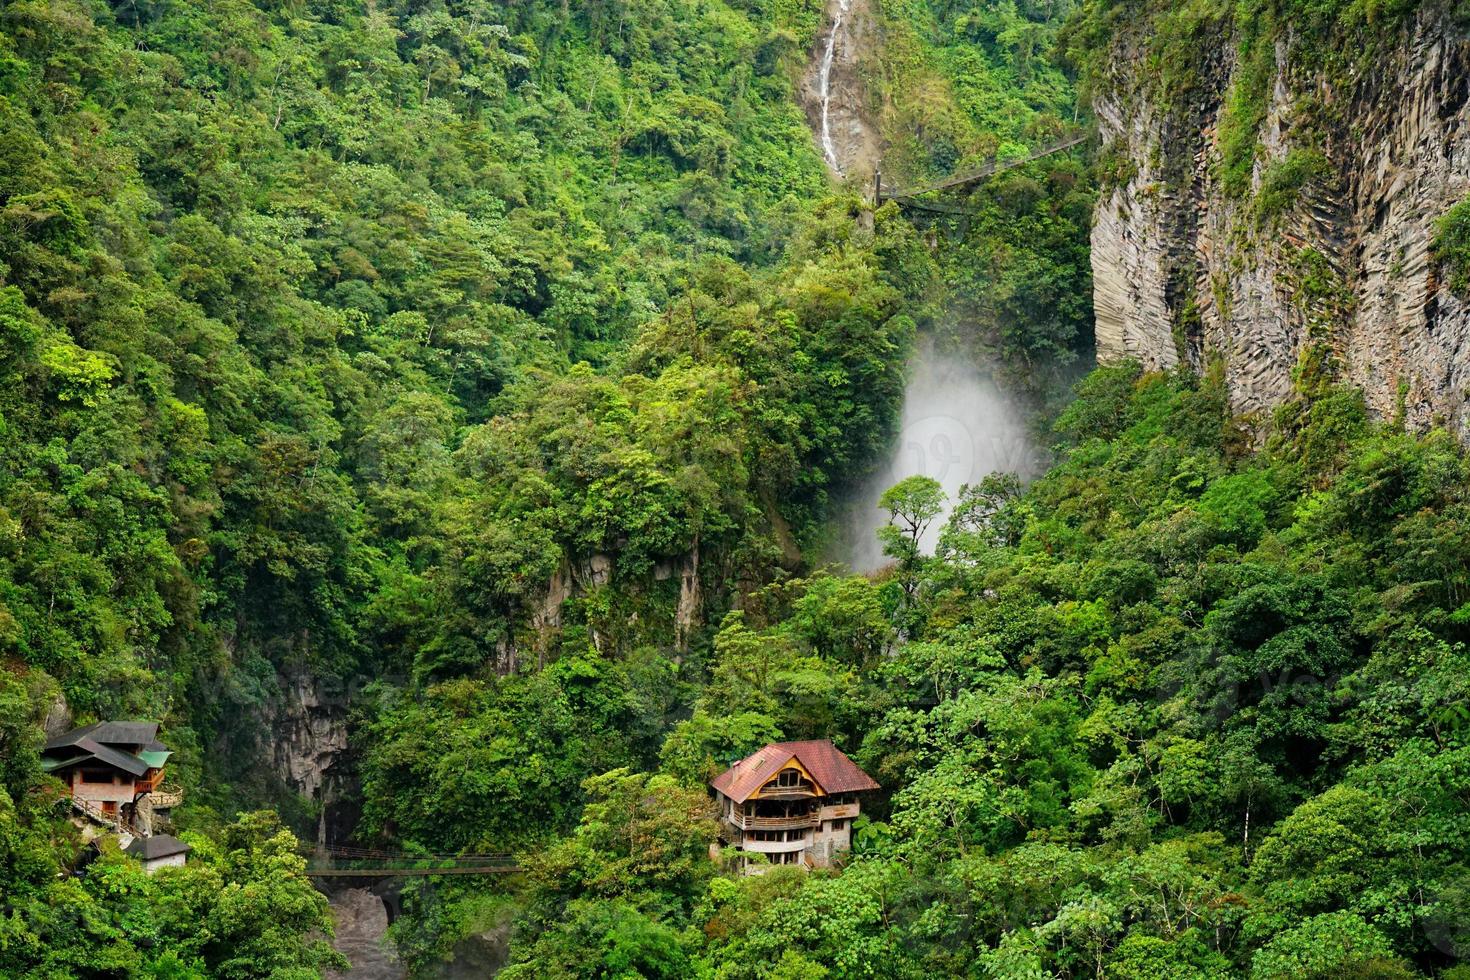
[818,803,859,822]
[147,785,184,809]
[755,788,818,800]
[739,847,818,875]
[727,811,820,831]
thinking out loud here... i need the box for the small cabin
[41,722,173,833]
[124,833,191,873]
[710,739,879,874]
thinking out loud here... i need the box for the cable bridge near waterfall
[874,132,1091,215]
[303,844,520,878]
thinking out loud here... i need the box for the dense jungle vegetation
[444,362,1470,979]
[3,0,1468,976]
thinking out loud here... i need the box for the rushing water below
[325,885,511,978]
[327,888,405,980]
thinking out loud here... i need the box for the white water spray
[834,340,1038,572]
[818,0,851,175]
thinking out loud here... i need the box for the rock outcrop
[1092,4,1470,435]
[255,666,352,847]
[266,669,350,806]
[800,0,882,185]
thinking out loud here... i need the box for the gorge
[4,0,1470,977]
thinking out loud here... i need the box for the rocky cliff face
[1092,4,1470,434]
[249,666,353,846]
[800,0,882,184]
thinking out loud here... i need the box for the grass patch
[1253,148,1331,223]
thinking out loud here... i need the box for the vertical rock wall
[1092,4,1470,434]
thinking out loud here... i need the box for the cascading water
[818,0,851,175]
[834,339,1038,572]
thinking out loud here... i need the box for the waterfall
[818,0,851,175]
[834,339,1037,571]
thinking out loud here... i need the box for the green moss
[1066,0,1442,212]
[1173,280,1203,366]
[1095,139,1140,190]
[1289,246,1352,340]
[1216,20,1276,198]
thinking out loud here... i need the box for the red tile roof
[710,739,880,803]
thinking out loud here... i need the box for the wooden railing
[300,846,519,878]
[148,786,184,809]
[70,795,115,827]
[728,811,820,831]
[70,796,139,836]
[819,803,859,821]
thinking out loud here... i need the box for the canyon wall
[1092,3,1470,435]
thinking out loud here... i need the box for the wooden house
[710,739,879,873]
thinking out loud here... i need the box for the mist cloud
[833,338,1036,572]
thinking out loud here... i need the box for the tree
[942,471,1026,551]
[500,899,695,980]
[659,710,784,788]
[517,770,718,922]
[878,476,946,601]
[1249,911,1410,979]
[158,812,345,978]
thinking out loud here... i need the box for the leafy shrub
[1433,198,1470,295]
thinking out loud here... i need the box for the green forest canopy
[6,0,1469,976]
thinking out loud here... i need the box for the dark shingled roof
[44,721,160,752]
[82,740,151,777]
[41,722,166,778]
[125,834,191,860]
[710,739,880,804]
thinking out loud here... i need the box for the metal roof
[44,721,160,752]
[43,722,105,752]
[710,739,880,804]
[78,739,151,777]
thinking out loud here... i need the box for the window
[80,770,114,784]
[831,819,847,832]
[775,768,802,787]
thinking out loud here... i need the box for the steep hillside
[1075,0,1470,433]
[0,0,1112,975]
[0,0,922,809]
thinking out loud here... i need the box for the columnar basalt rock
[1092,5,1470,435]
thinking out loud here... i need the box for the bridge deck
[878,133,1090,203]
[301,845,519,878]
[306,865,519,877]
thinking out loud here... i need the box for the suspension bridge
[875,132,1091,212]
[302,844,520,878]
